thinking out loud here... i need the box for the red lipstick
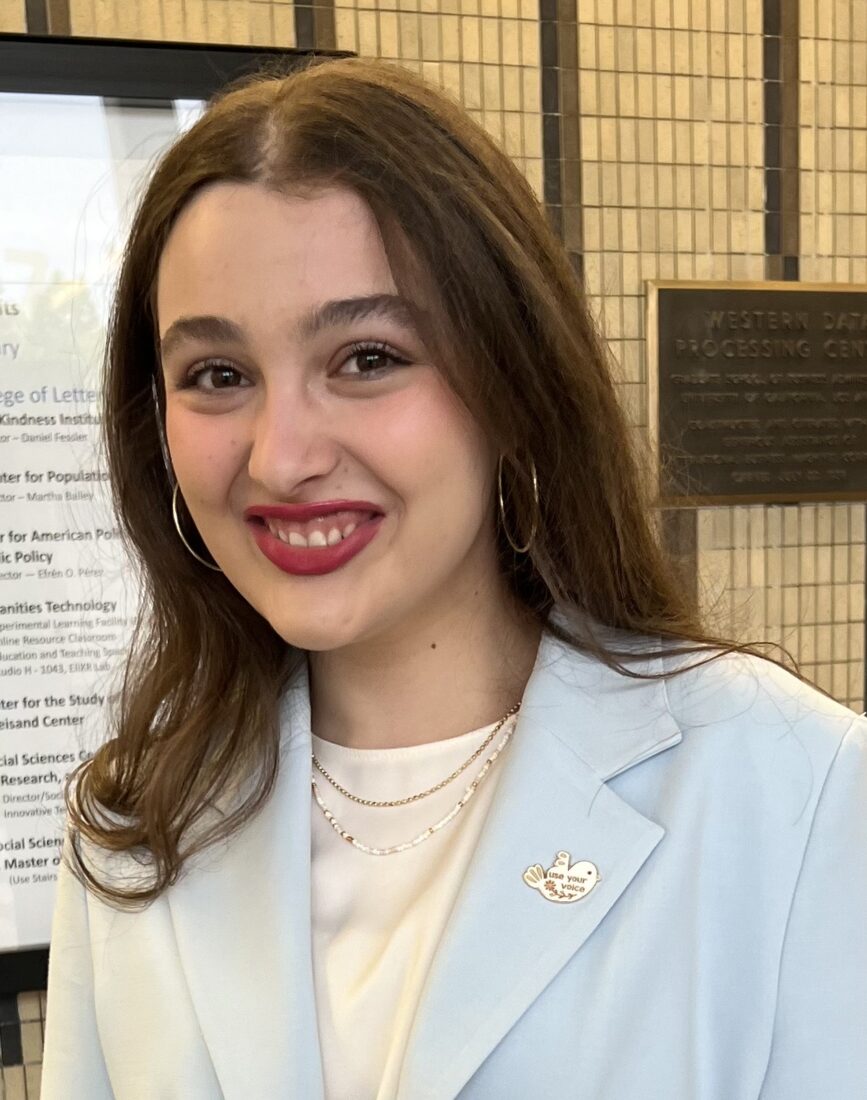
[244,500,383,523]
[244,500,385,576]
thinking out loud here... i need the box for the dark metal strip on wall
[763,0,799,280]
[0,993,23,1070]
[295,0,337,52]
[24,0,70,35]
[539,0,562,238]
[660,508,700,611]
[539,0,582,281]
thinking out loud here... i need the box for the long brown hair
[65,55,803,907]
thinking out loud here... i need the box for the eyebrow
[158,294,425,362]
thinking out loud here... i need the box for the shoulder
[542,613,863,799]
[657,644,865,820]
[660,644,859,738]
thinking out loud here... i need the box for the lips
[244,500,383,523]
[245,502,385,576]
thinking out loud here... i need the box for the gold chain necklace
[310,701,520,808]
[311,719,516,856]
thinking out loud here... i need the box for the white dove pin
[523,851,601,903]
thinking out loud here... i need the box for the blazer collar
[166,616,682,1100]
[395,620,681,1099]
[164,679,325,1099]
[524,610,683,781]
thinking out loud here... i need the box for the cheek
[376,384,491,509]
[164,406,245,506]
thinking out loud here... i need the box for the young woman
[42,56,866,1099]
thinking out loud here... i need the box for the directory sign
[0,92,203,951]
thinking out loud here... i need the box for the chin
[260,609,366,653]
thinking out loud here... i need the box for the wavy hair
[64,55,805,907]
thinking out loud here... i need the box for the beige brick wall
[62,0,545,191]
[576,0,864,711]
[0,0,26,31]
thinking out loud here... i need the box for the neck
[307,587,543,750]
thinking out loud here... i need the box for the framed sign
[647,280,867,506]
[0,30,350,994]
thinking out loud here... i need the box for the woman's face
[155,181,501,651]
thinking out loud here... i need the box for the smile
[247,510,384,576]
[263,509,369,546]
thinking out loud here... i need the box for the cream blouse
[310,713,517,1100]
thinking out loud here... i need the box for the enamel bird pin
[523,851,601,903]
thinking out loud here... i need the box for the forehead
[155,181,397,329]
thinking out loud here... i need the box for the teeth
[263,516,368,548]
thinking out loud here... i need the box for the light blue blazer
[41,623,867,1099]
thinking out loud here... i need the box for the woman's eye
[339,342,410,378]
[174,344,410,392]
[180,361,247,392]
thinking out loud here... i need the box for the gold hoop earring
[172,484,223,572]
[497,454,539,554]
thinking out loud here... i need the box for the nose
[246,381,342,498]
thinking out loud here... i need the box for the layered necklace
[310,701,520,856]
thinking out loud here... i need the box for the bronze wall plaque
[647,281,867,505]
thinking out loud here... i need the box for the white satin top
[310,713,517,1100]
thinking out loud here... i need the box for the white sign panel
[0,93,202,950]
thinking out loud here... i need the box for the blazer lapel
[165,662,324,1100]
[397,627,682,1100]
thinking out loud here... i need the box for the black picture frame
[0,29,352,99]
[0,29,352,998]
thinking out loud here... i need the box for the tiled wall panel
[0,0,25,30]
[63,0,541,184]
[67,0,295,44]
[577,0,865,712]
[331,0,544,197]
[697,501,865,706]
